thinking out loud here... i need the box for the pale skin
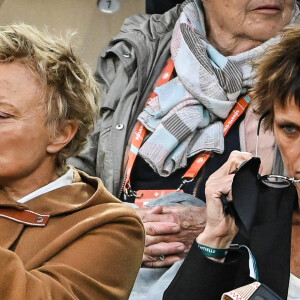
[196,151,252,262]
[274,100,300,277]
[274,100,300,200]
[0,61,77,202]
[140,205,206,267]
[138,0,296,267]
[197,100,300,272]
[203,0,295,56]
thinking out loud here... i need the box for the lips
[252,4,282,12]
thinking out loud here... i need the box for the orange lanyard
[179,94,252,186]
[123,58,175,196]
[123,58,252,198]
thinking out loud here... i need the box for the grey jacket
[69,5,183,196]
[70,3,283,198]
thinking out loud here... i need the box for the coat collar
[0,169,118,249]
[0,168,117,217]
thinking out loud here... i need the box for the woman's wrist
[196,231,234,262]
[196,231,233,250]
[197,243,229,260]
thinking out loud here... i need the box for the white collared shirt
[288,273,300,300]
[17,168,74,204]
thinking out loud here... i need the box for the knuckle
[230,150,239,159]
[147,261,157,268]
[141,214,149,222]
[145,224,157,236]
[143,251,156,261]
[145,236,153,246]
[146,246,157,256]
[168,214,177,223]
[145,235,160,246]
[142,254,155,263]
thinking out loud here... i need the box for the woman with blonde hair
[0,24,144,299]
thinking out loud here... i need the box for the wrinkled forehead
[0,62,44,110]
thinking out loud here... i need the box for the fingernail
[177,245,185,251]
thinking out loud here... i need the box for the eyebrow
[274,118,300,128]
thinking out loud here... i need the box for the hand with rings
[142,254,166,265]
[137,205,206,268]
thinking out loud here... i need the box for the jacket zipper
[117,53,171,200]
[118,175,127,199]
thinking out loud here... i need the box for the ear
[46,120,78,154]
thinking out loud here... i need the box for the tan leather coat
[0,168,144,299]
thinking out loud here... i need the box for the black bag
[250,283,284,300]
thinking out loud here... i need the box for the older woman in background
[70,0,300,299]
[0,24,144,299]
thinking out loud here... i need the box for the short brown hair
[253,26,300,130]
[0,24,100,170]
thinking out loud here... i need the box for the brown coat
[0,168,144,299]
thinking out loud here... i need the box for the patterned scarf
[138,0,300,176]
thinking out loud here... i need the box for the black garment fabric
[232,158,296,298]
[146,0,184,14]
[164,159,297,300]
[129,113,243,203]
[164,241,253,300]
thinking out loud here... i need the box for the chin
[248,23,286,42]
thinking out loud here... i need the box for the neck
[205,16,264,56]
[0,161,58,202]
[208,32,263,56]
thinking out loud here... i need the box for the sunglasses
[256,112,300,188]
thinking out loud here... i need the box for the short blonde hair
[0,24,99,170]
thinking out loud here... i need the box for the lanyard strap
[123,58,252,196]
[182,94,252,181]
[123,58,175,195]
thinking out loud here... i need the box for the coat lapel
[0,194,27,249]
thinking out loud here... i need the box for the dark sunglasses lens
[260,175,291,188]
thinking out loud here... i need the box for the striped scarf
[138,0,300,176]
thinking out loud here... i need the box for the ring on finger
[159,255,165,261]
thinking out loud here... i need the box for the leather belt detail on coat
[0,208,50,226]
